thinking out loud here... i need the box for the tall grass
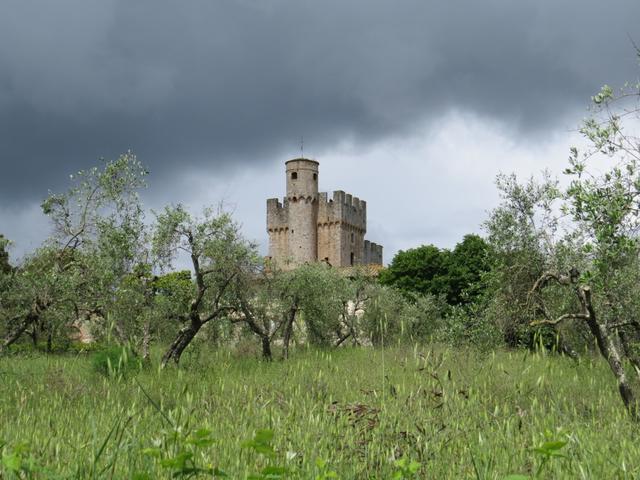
[0,345,638,478]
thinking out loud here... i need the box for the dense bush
[379,234,493,305]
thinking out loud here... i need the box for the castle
[266,158,383,269]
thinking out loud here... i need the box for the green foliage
[243,429,288,479]
[152,270,194,339]
[1,153,150,355]
[448,234,494,304]
[380,244,449,298]
[286,263,346,346]
[360,285,443,345]
[1,441,42,477]
[506,432,568,479]
[402,293,447,340]
[483,173,565,348]
[92,345,142,378]
[152,204,260,364]
[313,458,338,479]
[378,235,497,348]
[436,302,502,350]
[1,346,637,478]
[141,427,227,478]
[380,235,493,306]
[392,457,421,479]
[5,340,100,355]
[0,234,11,274]
[360,284,404,345]
[154,270,192,300]
[152,205,257,277]
[483,65,640,416]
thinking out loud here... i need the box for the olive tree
[0,153,148,353]
[483,173,565,348]
[230,263,348,360]
[152,205,258,366]
[0,246,63,352]
[234,264,400,359]
[530,78,640,418]
[496,69,640,418]
[229,268,288,360]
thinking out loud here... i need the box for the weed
[92,344,142,378]
[0,346,638,477]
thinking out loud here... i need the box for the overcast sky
[1,0,639,263]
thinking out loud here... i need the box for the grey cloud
[0,0,639,205]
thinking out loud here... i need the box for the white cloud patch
[1,202,51,263]
[143,110,585,263]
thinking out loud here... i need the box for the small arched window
[291,172,298,180]
[313,173,317,180]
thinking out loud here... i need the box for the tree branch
[531,313,589,326]
[201,305,235,324]
[529,271,572,297]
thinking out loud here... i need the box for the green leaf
[141,448,162,458]
[261,465,287,477]
[254,429,274,444]
[539,440,567,451]
[161,452,194,470]
[2,452,21,472]
[186,428,215,447]
[243,429,277,457]
[132,473,153,480]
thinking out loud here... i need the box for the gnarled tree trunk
[282,304,297,360]
[161,320,201,367]
[580,287,638,419]
[261,334,272,361]
[0,300,49,354]
[235,300,274,361]
[141,320,152,362]
[531,273,640,420]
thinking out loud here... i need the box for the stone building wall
[266,198,289,264]
[267,158,383,269]
[316,190,367,266]
[285,160,318,264]
[364,240,383,265]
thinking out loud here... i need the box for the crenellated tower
[266,158,383,269]
[286,159,319,264]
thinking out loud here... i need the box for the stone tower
[267,158,383,269]
[286,159,319,264]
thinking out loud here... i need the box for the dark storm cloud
[1,0,639,204]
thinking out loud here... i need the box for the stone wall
[266,198,289,265]
[364,240,383,265]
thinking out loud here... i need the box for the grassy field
[0,344,638,479]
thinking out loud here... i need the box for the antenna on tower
[300,136,304,159]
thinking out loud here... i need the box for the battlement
[317,190,367,231]
[266,197,288,231]
[364,240,383,265]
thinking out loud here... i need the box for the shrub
[92,345,142,378]
[436,304,502,350]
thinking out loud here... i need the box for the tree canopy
[379,234,492,305]
[0,235,10,274]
